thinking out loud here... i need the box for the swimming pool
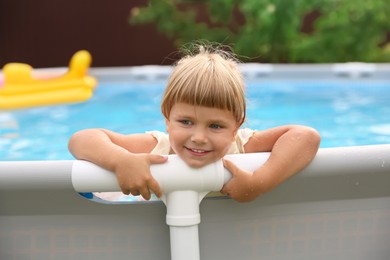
[1,64,389,161]
[1,64,390,260]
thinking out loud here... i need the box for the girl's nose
[191,128,207,144]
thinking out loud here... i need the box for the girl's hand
[220,159,264,203]
[115,153,167,200]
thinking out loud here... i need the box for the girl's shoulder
[237,128,256,142]
[227,128,257,154]
[145,130,171,155]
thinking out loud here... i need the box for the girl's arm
[68,129,167,200]
[221,125,321,202]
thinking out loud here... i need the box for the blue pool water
[1,79,389,161]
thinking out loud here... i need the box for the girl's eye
[210,123,222,129]
[179,120,192,125]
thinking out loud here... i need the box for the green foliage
[129,0,390,63]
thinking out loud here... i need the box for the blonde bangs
[161,47,246,125]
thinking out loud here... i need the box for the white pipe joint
[152,155,224,194]
[164,191,202,226]
[152,155,225,227]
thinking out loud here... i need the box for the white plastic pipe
[0,160,73,190]
[67,145,390,193]
[71,152,268,192]
[170,225,200,260]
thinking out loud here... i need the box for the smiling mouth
[185,147,211,156]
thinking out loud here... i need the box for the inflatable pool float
[0,50,97,109]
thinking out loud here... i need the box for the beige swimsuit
[95,128,256,202]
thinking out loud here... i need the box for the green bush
[129,0,390,63]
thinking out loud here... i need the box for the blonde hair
[161,43,246,125]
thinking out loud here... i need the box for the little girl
[68,44,321,203]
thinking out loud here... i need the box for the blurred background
[1,0,390,68]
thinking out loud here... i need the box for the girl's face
[166,103,239,168]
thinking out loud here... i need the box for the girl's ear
[232,124,240,140]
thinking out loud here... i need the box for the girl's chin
[174,149,220,168]
[181,156,217,169]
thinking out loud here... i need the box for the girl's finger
[129,188,141,196]
[122,189,130,195]
[149,154,168,164]
[140,187,151,200]
[223,159,239,176]
[148,178,162,198]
